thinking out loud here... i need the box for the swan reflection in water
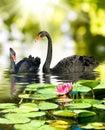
[10,73,40,97]
[10,71,98,97]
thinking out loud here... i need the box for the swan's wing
[16,57,41,73]
[52,55,99,73]
[16,59,30,73]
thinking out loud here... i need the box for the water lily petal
[56,82,73,95]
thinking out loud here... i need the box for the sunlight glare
[20,0,60,16]
[19,0,60,28]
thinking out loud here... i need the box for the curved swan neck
[10,56,15,73]
[43,33,52,73]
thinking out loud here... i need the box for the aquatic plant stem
[91,88,95,99]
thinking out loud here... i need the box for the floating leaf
[37,87,56,95]
[76,80,99,89]
[19,103,39,111]
[0,103,16,109]
[93,104,105,110]
[1,107,38,113]
[22,111,46,118]
[66,103,91,109]
[25,87,37,92]
[38,124,55,130]
[74,110,96,118]
[94,81,105,89]
[53,110,77,117]
[80,122,105,129]
[0,118,11,124]
[73,84,91,93]
[14,120,45,130]
[47,120,70,129]
[29,94,57,100]
[38,102,58,110]
[5,111,45,119]
[19,93,57,100]
[0,117,30,124]
[83,99,102,105]
[26,83,56,90]
[102,100,105,104]
[55,98,73,103]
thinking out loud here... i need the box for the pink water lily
[56,82,73,95]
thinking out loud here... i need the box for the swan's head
[35,31,50,41]
[10,48,16,62]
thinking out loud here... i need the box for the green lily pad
[94,81,105,89]
[22,111,46,118]
[83,99,102,105]
[19,103,39,111]
[14,120,45,130]
[55,98,73,103]
[76,80,99,89]
[0,103,16,109]
[26,83,56,90]
[19,93,57,100]
[38,124,56,130]
[25,87,37,92]
[37,87,56,95]
[38,102,58,110]
[66,103,92,109]
[93,104,105,110]
[5,111,45,119]
[53,110,77,117]
[74,110,96,118]
[47,120,70,129]
[0,117,30,124]
[80,122,105,129]
[73,84,91,93]
[102,99,105,104]
[30,94,57,100]
[1,107,38,113]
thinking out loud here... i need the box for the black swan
[10,48,41,74]
[35,31,99,74]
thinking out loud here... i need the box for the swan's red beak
[12,55,16,62]
[35,34,41,42]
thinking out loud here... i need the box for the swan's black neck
[10,56,15,73]
[43,33,52,73]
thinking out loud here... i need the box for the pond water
[0,42,105,130]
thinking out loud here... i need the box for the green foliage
[53,110,77,117]
[0,103,16,109]
[20,103,39,111]
[80,122,105,129]
[74,110,96,118]
[14,120,45,130]
[38,101,58,110]
[66,103,92,109]
[0,116,30,124]
[93,104,105,110]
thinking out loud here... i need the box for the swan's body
[10,48,41,74]
[36,31,99,74]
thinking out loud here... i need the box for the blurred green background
[0,0,105,61]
